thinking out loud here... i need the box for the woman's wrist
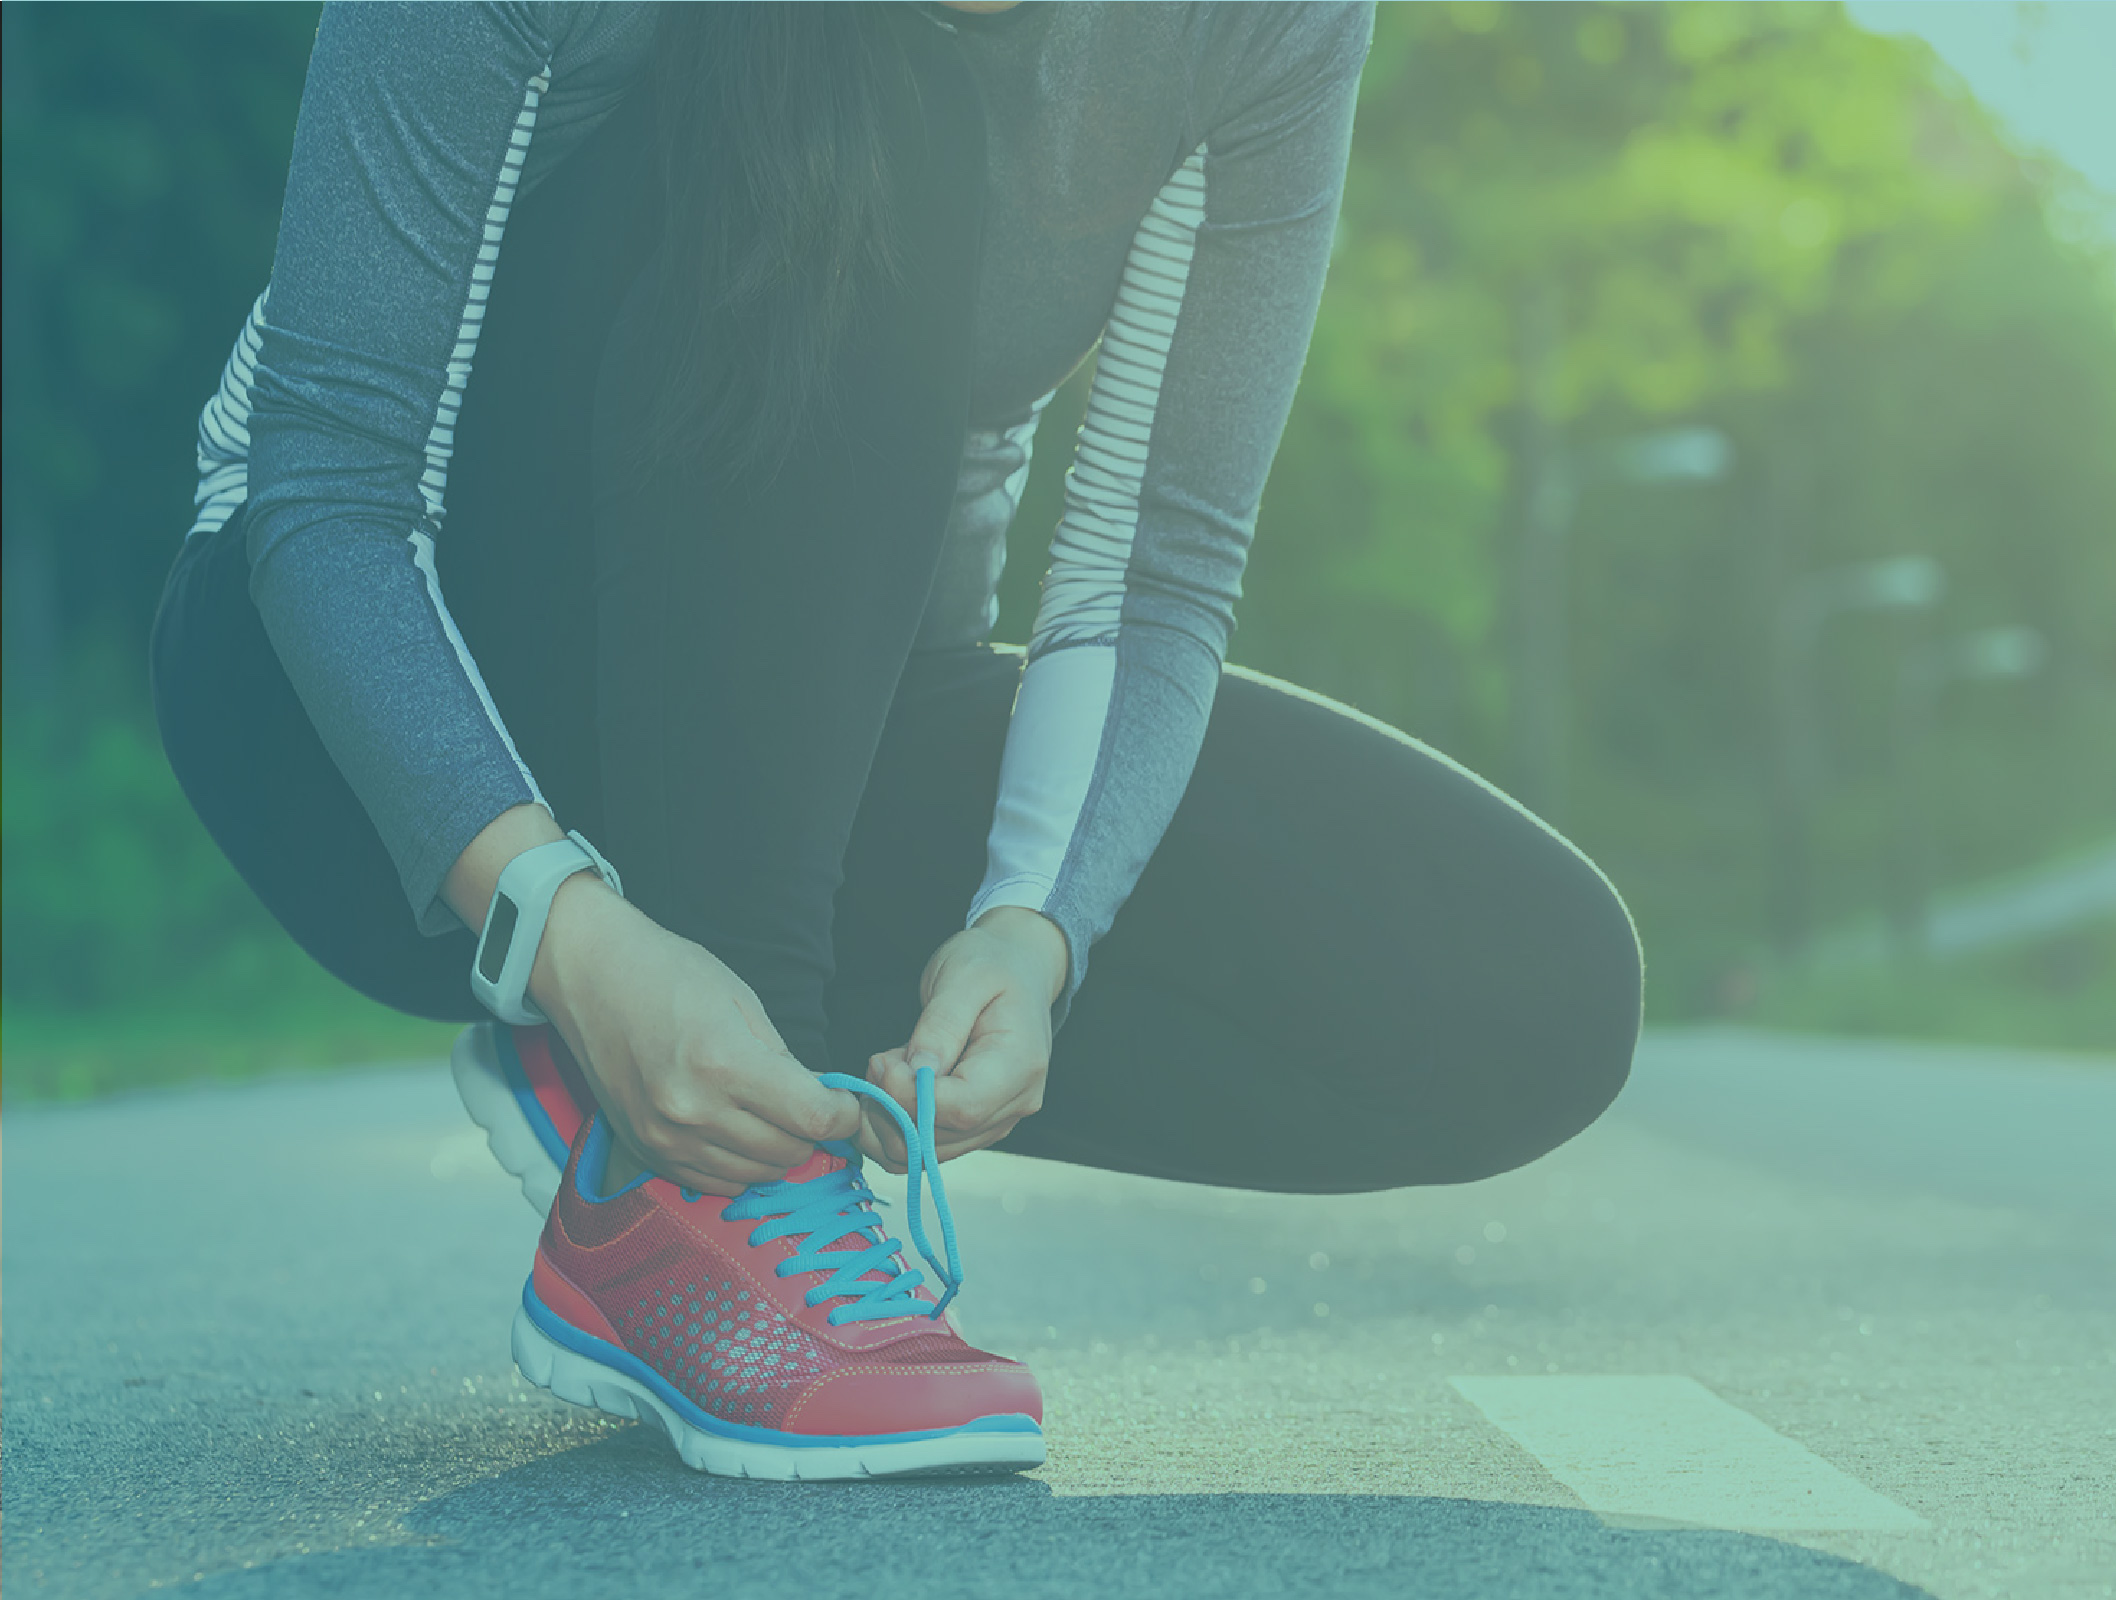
[444,801,622,1027]
[973,904,1070,1006]
[443,802,566,932]
[528,870,626,1026]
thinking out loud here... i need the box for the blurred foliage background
[5,1,2112,1098]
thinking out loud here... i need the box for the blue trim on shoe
[494,1024,571,1169]
[572,1114,654,1204]
[521,1281,1041,1449]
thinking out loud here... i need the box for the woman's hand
[859,905,1069,1171]
[445,806,860,1195]
[531,878,863,1196]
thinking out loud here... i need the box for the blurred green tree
[3,4,330,1024]
[1231,0,2116,1013]
[3,2,320,695]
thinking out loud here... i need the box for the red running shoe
[512,1070,1045,1479]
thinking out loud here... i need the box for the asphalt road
[4,1027,2112,1600]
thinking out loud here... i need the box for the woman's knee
[1343,823,1643,1189]
[1530,842,1644,1138]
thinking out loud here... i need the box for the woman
[151,0,1641,1480]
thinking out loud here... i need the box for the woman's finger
[729,1045,863,1146]
[933,1117,1022,1164]
[931,1039,1041,1132]
[660,1105,813,1174]
[904,973,995,1082]
[859,1090,909,1172]
[853,1033,1042,1166]
[867,1047,912,1106]
[876,1050,920,1121]
[934,1080,1042,1152]
[851,1111,900,1173]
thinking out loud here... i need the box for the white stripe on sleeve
[970,145,1207,923]
[401,65,553,805]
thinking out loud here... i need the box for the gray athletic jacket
[191,0,1374,1027]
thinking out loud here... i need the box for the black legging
[151,39,1639,1195]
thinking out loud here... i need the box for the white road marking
[1450,1376,1929,1532]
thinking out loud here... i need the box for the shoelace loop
[712,1065,962,1323]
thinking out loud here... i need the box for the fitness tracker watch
[470,830,624,1026]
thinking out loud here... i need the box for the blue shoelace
[702,1065,962,1324]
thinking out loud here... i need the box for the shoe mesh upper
[546,1167,1004,1429]
[629,1280,834,1428]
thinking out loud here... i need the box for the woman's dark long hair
[639,3,921,489]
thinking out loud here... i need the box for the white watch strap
[470,831,622,1027]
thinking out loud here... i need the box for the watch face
[478,894,520,985]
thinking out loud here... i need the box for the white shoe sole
[451,1022,564,1216]
[511,1303,1047,1479]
